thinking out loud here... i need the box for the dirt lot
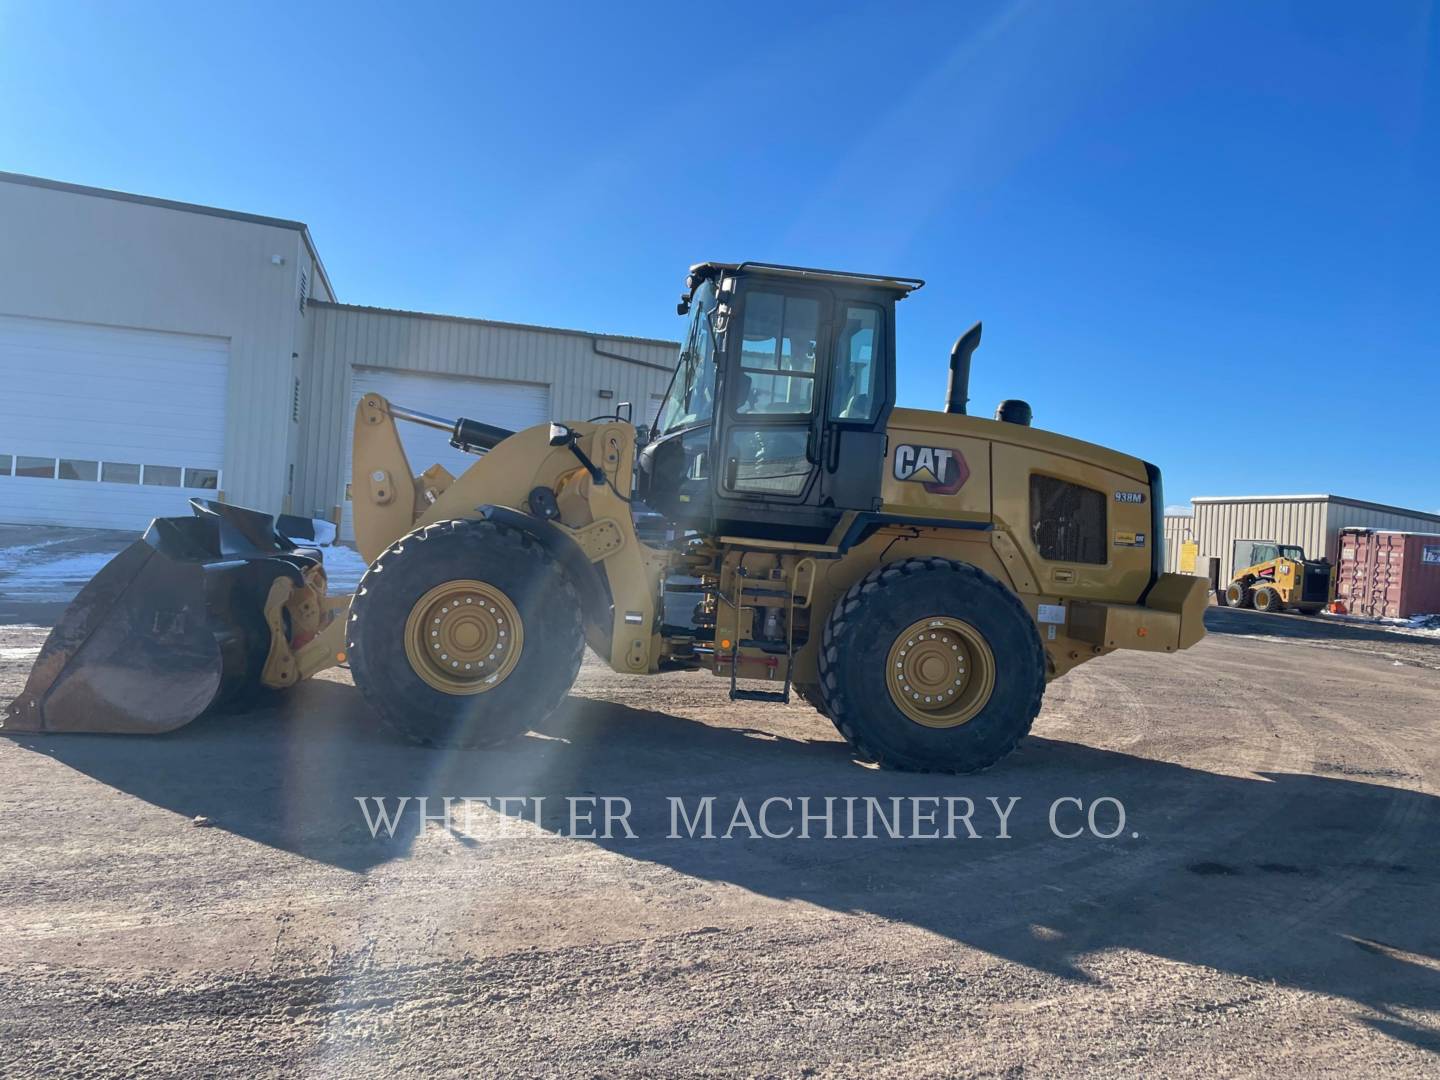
[1,601,1438,1077]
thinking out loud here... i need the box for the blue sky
[2,1,1436,510]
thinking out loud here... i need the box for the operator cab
[1234,540,1308,569]
[637,261,923,542]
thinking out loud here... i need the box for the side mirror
[616,401,632,422]
[635,424,651,448]
[548,422,575,447]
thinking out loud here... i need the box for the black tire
[818,558,1046,773]
[794,684,829,718]
[346,518,584,748]
[1298,604,1325,616]
[1253,585,1285,614]
[1225,580,1254,609]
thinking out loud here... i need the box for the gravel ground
[1,601,1438,1077]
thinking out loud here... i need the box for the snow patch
[0,551,119,602]
[317,543,369,594]
[0,537,369,604]
[0,538,70,574]
[1320,610,1440,639]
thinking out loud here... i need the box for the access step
[729,688,791,704]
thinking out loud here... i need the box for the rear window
[1031,475,1107,564]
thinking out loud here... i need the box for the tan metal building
[0,171,677,533]
[1191,495,1440,583]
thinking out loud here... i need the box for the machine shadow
[12,677,1440,1046]
[1204,604,1439,647]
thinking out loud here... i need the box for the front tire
[347,519,584,748]
[1253,585,1285,613]
[818,558,1046,773]
[1225,580,1254,608]
[794,684,830,718]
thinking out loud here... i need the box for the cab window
[655,281,718,434]
[829,305,882,422]
[735,291,818,415]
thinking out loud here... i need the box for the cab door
[714,283,831,521]
[710,281,894,541]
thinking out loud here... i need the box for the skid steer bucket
[2,500,328,735]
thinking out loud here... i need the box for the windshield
[654,281,717,434]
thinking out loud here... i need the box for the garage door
[342,367,550,541]
[0,314,229,531]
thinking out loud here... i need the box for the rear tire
[818,558,1045,773]
[1225,580,1254,609]
[347,518,584,748]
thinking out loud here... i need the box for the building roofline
[1191,494,1333,503]
[1192,493,1440,523]
[0,170,336,300]
[308,299,681,356]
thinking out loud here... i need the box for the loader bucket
[2,500,326,735]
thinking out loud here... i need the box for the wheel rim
[885,617,996,728]
[403,580,524,695]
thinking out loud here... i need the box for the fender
[474,504,614,653]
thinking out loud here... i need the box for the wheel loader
[3,261,1207,772]
[1223,539,1331,614]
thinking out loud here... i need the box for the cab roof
[690,261,925,298]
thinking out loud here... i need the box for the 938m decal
[893,444,970,495]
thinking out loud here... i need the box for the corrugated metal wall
[1324,501,1440,551]
[1191,496,1440,583]
[296,302,677,518]
[1193,498,1329,583]
[1163,514,1194,572]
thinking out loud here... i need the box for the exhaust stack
[946,322,982,415]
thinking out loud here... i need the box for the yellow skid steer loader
[4,261,1207,772]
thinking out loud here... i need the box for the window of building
[15,456,56,479]
[102,462,141,484]
[143,465,182,487]
[58,459,98,481]
[185,468,219,490]
[0,455,11,476]
[1030,475,1107,564]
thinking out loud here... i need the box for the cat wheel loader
[3,261,1207,773]
[1223,539,1331,615]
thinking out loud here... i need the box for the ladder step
[729,688,791,704]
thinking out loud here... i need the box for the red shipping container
[1335,529,1440,619]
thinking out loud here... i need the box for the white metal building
[0,172,677,533]
[1190,494,1440,583]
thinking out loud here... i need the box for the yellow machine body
[342,395,1205,691]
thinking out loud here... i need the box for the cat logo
[893,444,970,495]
